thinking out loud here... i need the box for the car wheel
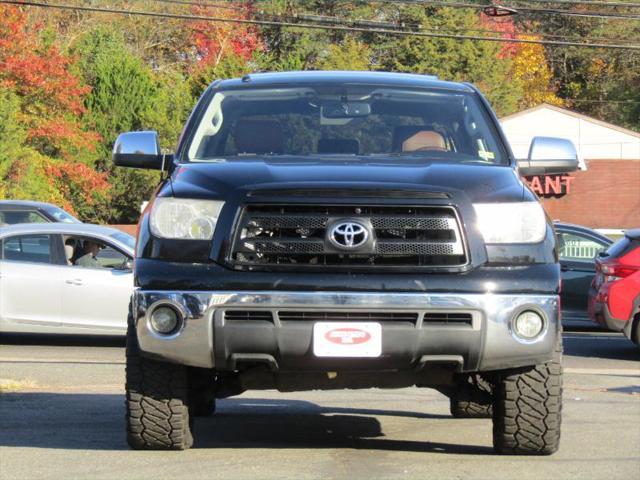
[125,304,193,450]
[492,339,563,455]
[449,373,493,418]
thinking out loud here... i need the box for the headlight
[150,198,224,240]
[473,202,546,244]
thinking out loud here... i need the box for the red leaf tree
[0,5,107,220]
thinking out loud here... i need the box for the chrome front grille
[229,204,467,269]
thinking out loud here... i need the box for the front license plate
[313,322,382,358]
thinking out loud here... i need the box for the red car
[588,229,640,347]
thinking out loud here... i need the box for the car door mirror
[517,137,579,176]
[112,131,171,170]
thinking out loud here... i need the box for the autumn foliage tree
[0,5,108,220]
[1,1,635,224]
[187,4,262,93]
[511,37,564,108]
[482,15,562,110]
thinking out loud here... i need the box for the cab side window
[95,244,129,268]
[2,234,53,264]
[0,210,48,225]
[557,232,608,261]
[64,236,130,269]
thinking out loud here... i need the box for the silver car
[0,223,135,335]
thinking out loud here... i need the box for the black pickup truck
[114,71,578,454]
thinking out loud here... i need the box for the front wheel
[492,340,563,455]
[449,373,493,418]
[125,309,193,450]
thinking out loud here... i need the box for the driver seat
[64,239,76,266]
[393,126,448,152]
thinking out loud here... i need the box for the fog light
[150,306,180,334]
[513,311,544,340]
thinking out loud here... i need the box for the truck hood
[168,158,527,203]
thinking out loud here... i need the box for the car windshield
[43,206,80,223]
[110,232,136,250]
[186,86,507,164]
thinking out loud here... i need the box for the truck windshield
[186,86,507,164]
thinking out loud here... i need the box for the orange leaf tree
[0,5,108,221]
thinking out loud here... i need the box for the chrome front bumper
[133,291,560,371]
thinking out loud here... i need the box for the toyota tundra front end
[114,71,577,454]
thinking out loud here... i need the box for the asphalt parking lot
[1,331,638,480]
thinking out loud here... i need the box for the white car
[0,223,135,335]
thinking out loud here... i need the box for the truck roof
[214,70,474,93]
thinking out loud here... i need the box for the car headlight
[150,198,224,240]
[473,202,546,244]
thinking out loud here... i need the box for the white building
[500,103,640,169]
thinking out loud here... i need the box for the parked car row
[0,201,637,346]
[0,223,134,335]
[589,229,640,347]
[554,221,612,326]
[0,200,80,225]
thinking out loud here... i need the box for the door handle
[65,279,83,286]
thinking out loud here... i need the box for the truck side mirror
[517,136,579,176]
[112,131,171,170]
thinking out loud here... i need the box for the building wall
[501,107,640,161]
[536,159,640,229]
[110,224,137,236]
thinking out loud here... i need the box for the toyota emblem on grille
[329,221,369,249]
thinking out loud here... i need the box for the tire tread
[450,374,493,419]
[492,340,563,455]
[125,305,193,450]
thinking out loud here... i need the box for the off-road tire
[492,340,563,455]
[125,307,194,450]
[449,374,493,418]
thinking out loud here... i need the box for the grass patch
[0,378,37,393]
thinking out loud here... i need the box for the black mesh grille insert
[422,312,473,325]
[278,311,419,324]
[225,310,274,322]
[230,204,467,269]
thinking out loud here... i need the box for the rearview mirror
[112,131,169,170]
[517,136,579,176]
[321,101,371,119]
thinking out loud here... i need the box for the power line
[148,0,638,44]
[565,98,640,103]
[508,0,640,8]
[150,0,640,21]
[2,0,639,50]
[151,0,250,11]
[156,0,640,20]
[286,11,636,44]
[366,0,640,19]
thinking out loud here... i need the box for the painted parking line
[564,335,628,340]
[564,367,640,377]
[0,358,124,365]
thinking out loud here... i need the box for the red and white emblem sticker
[313,322,381,357]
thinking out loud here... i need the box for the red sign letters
[525,175,575,197]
